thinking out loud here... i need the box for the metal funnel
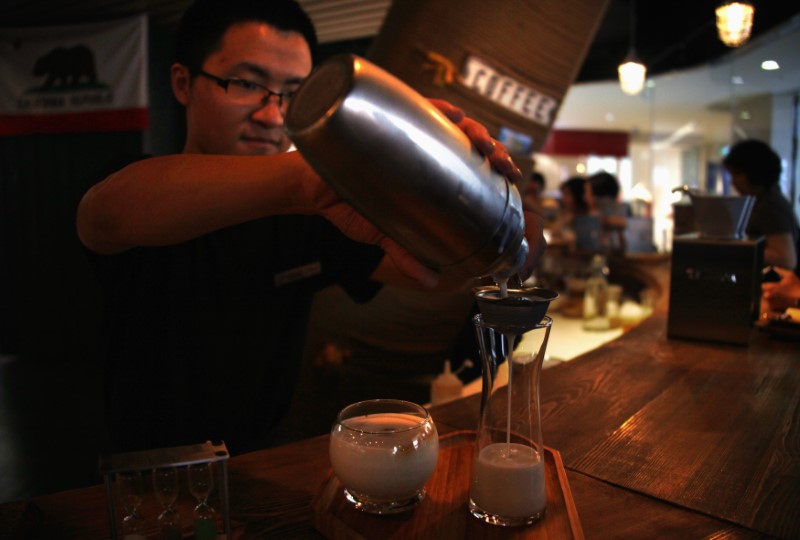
[473,286,558,332]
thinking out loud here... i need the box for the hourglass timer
[153,466,181,540]
[100,440,231,540]
[188,462,217,540]
[116,471,145,538]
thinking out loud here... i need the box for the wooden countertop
[436,308,800,539]
[2,258,798,539]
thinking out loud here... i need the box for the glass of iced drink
[329,399,439,514]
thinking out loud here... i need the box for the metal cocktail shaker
[285,54,528,279]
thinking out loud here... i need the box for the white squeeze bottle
[431,360,464,405]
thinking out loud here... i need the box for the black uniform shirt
[92,171,383,454]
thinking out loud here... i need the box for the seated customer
[550,176,589,249]
[586,172,622,213]
[523,171,546,215]
[723,139,800,273]
[586,171,627,253]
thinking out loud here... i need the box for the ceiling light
[618,1,646,96]
[619,55,647,95]
[716,2,754,48]
[761,60,780,71]
[731,75,744,85]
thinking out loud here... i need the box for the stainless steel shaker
[285,54,528,279]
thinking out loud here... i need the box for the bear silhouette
[33,45,97,89]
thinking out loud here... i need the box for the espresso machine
[667,191,764,345]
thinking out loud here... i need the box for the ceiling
[4,0,800,146]
[560,12,800,147]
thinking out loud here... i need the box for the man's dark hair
[723,139,782,188]
[530,171,545,189]
[561,176,589,214]
[175,0,318,72]
[588,171,620,199]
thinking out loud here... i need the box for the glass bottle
[583,254,610,331]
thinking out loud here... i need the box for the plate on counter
[312,431,583,539]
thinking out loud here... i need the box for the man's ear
[171,63,191,106]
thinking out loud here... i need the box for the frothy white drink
[471,442,545,518]
[330,413,438,501]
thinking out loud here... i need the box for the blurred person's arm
[762,233,797,271]
[762,266,800,311]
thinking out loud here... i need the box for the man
[77,0,545,453]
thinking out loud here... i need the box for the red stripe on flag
[0,108,149,135]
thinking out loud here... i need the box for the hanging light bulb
[618,0,646,96]
[618,51,647,95]
[716,1,754,47]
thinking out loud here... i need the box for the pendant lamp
[618,0,646,95]
[716,1,754,47]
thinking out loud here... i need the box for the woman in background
[723,139,799,273]
[551,176,589,248]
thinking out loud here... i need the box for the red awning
[541,129,629,157]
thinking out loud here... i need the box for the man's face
[177,22,312,156]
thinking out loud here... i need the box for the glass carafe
[469,313,552,527]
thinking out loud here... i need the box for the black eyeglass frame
[196,70,294,108]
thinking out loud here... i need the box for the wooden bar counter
[2,260,799,539]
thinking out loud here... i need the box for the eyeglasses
[196,70,295,111]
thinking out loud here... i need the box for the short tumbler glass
[329,399,439,514]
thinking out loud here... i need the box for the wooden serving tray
[311,431,583,539]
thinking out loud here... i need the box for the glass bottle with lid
[583,254,610,331]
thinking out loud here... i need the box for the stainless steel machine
[667,192,763,345]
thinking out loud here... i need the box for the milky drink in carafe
[471,442,546,518]
[470,292,552,526]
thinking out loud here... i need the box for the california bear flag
[0,15,147,135]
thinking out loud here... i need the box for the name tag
[461,55,559,126]
[274,261,321,287]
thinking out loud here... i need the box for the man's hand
[429,99,523,184]
[430,98,545,281]
[308,99,545,288]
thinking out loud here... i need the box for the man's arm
[76,151,440,286]
[76,152,313,254]
[77,102,543,288]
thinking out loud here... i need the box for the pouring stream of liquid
[495,276,513,455]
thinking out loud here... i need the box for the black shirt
[747,184,800,274]
[92,172,383,454]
